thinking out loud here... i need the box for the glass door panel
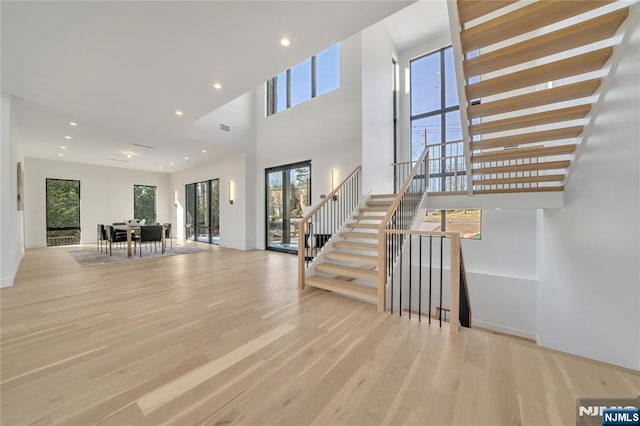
[267,170,284,248]
[185,183,196,240]
[196,181,209,243]
[210,179,220,244]
[288,166,310,247]
[265,161,311,253]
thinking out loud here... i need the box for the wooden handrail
[298,165,361,291]
[298,166,361,225]
[376,147,429,312]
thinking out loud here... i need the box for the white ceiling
[2,0,413,172]
[382,1,450,51]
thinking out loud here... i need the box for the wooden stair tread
[360,207,388,212]
[472,144,576,163]
[306,276,377,303]
[460,1,613,52]
[315,263,378,281]
[457,0,518,24]
[468,79,601,119]
[472,126,583,150]
[469,105,591,136]
[370,193,396,199]
[341,231,378,240]
[367,200,393,207]
[324,251,378,266]
[333,241,378,252]
[464,8,629,77]
[473,174,565,186]
[352,215,384,221]
[466,47,612,100]
[347,223,380,230]
[475,186,564,194]
[472,160,571,175]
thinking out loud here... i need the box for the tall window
[266,44,340,116]
[46,178,80,246]
[133,185,157,223]
[410,46,466,192]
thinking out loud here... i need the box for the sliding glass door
[266,161,311,253]
[46,178,81,246]
[185,179,219,244]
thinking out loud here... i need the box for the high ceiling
[2,0,413,172]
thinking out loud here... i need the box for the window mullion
[311,55,317,98]
[286,69,291,109]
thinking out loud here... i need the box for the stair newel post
[449,233,461,333]
[377,226,386,313]
[298,219,306,291]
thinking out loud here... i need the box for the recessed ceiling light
[170,162,174,165]
[127,154,132,159]
[58,153,64,157]
[280,38,290,47]
[65,135,72,140]
[213,83,222,90]
[60,145,67,149]
[184,156,189,160]
[159,166,163,169]
[69,121,78,126]
[202,149,207,153]
[175,110,183,116]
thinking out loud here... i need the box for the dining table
[113,224,166,257]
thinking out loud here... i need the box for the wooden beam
[469,105,591,136]
[472,144,576,163]
[460,1,613,52]
[468,79,601,119]
[464,8,629,77]
[475,186,564,194]
[466,47,612,100]
[457,0,518,24]
[472,160,571,175]
[473,174,565,186]
[472,126,583,150]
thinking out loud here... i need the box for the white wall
[361,24,397,194]
[169,152,250,250]
[254,33,363,249]
[537,9,640,370]
[0,93,25,287]
[24,157,171,248]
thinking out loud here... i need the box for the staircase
[305,193,394,304]
[450,0,630,194]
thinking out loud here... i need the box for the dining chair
[163,223,172,251]
[139,225,164,257]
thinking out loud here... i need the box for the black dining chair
[163,223,172,251]
[106,225,130,256]
[97,224,107,253]
[139,225,164,257]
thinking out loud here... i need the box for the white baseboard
[0,253,24,288]
[472,319,537,341]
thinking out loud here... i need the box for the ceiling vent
[128,143,154,149]
[219,124,231,132]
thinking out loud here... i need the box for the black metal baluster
[399,232,402,317]
[409,234,412,319]
[419,235,422,322]
[439,236,443,327]
[429,235,432,325]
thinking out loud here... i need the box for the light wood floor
[1,243,638,425]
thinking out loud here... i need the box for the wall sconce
[173,189,179,207]
[228,180,235,205]
[330,169,338,201]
